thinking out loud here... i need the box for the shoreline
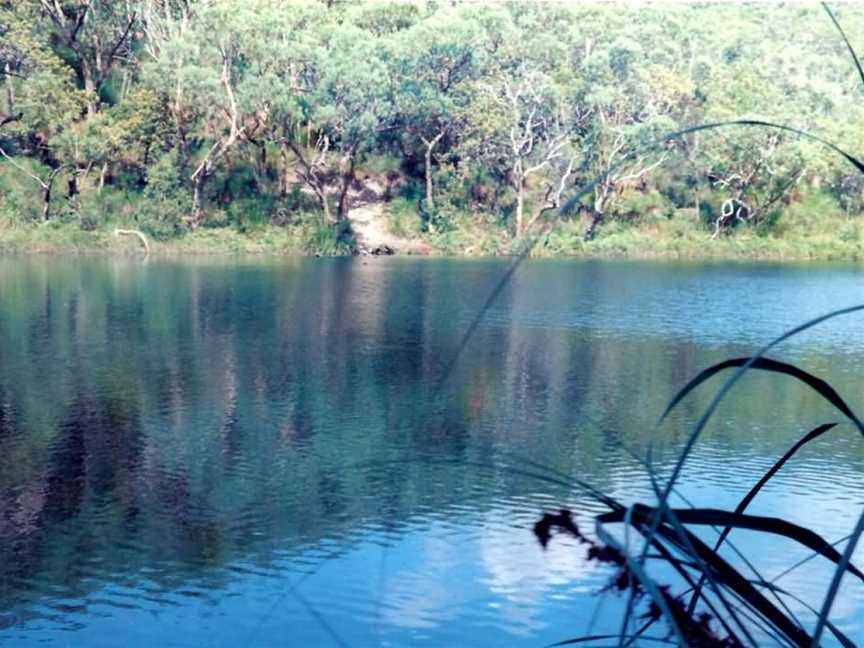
[1,224,863,262]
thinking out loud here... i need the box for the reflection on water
[0,257,862,646]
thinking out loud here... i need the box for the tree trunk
[425,145,434,209]
[336,153,356,221]
[3,63,14,113]
[321,190,333,224]
[81,61,98,116]
[584,210,603,241]
[67,173,79,198]
[279,145,291,198]
[515,180,525,237]
[284,139,333,223]
[41,169,63,221]
[258,141,267,182]
[98,162,108,193]
[191,171,208,228]
[421,131,445,210]
[42,186,51,221]
[585,185,609,241]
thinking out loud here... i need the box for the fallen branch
[114,228,150,254]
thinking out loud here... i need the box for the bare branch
[614,153,667,185]
[68,0,92,46]
[105,12,137,67]
[190,140,222,181]
[0,145,50,189]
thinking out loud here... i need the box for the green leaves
[5,1,864,237]
[660,356,864,432]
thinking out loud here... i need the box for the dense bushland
[2,1,864,255]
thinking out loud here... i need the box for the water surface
[0,257,862,646]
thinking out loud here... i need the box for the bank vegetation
[2,1,864,258]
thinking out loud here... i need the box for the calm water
[0,256,862,646]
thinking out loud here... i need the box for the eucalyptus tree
[391,8,479,210]
[36,0,139,116]
[1,2,84,137]
[59,87,166,193]
[562,7,696,239]
[689,4,837,235]
[0,0,86,218]
[451,4,586,237]
[144,0,314,225]
[264,3,336,219]
[4,0,864,244]
[307,18,395,221]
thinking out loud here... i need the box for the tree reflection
[0,256,861,623]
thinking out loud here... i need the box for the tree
[479,68,571,237]
[145,0,306,226]
[392,10,478,210]
[574,27,690,239]
[0,147,64,219]
[274,12,393,224]
[304,19,395,221]
[37,0,138,116]
[452,4,591,238]
[0,0,86,217]
[2,0,864,246]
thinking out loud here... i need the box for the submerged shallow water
[0,256,862,646]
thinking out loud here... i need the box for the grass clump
[535,327,864,647]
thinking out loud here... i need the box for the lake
[0,256,862,647]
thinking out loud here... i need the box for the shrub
[614,187,675,224]
[388,197,423,238]
[536,323,864,647]
[301,216,355,256]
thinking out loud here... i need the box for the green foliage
[613,188,674,223]
[0,157,48,222]
[226,197,273,233]
[388,197,424,238]
[302,217,354,256]
[780,190,845,234]
[2,1,864,255]
[73,187,142,231]
[131,150,191,239]
[145,150,186,199]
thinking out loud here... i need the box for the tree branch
[0,112,22,130]
[68,0,92,46]
[614,153,667,185]
[0,145,51,189]
[105,12,137,68]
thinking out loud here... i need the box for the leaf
[822,3,864,95]
[687,423,841,616]
[548,634,676,646]
[659,357,863,434]
[725,422,838,535]
[599,505,864,583]
[619,513,814,647]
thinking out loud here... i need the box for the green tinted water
[0,257,862,646]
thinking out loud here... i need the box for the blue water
[0,257,862,646]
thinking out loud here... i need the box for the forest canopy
[2,1,864,255]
